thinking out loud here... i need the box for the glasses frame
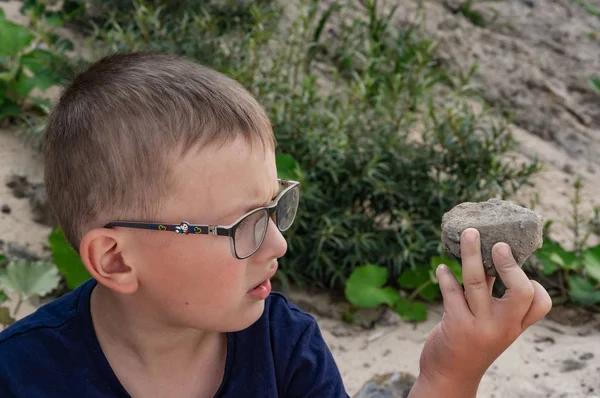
[103,179,300,259]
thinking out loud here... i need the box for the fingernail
[462,228,478,243]
[497,243,511,258]
[437,264,448,272]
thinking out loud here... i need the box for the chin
[226,299,266,332]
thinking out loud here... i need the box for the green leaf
[583,3,600,16]
[418,283,439,301]
[0,19,35,57]
[0,252,6,265]
[45,12,64,27]
[583,245,600,283]
[0,307,15,326]
[590,78,600,94]
[0,260,60,301]
[460,7,486,27]
[0,8,6,20]
[62,1,86,19]
[0,290,7,305]
[49,228,91,289]
[20,0,46,17]
[276,153,300,180]
[21,49,56,75]
[0,60,21,82]
[535,238,578,274]
[395,298,428,322]
[431,256,462,283]
[345,264,399,308]
[568,276,600,305]
[11,70,61,97]
[0,99,21,120]
[398,266,430,288]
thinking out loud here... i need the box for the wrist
[408,369,481,398]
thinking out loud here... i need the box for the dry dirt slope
[395,0,600,247]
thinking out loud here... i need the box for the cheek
[136,236,247,305]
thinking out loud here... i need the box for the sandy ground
[1,0,600,397]
[321,308,600,397]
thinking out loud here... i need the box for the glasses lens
[234,209,269,258]
[276,185,299,231]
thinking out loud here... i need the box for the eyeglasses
[104,179,300,259]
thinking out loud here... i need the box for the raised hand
[409,228,552,398]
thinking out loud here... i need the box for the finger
[493,242,535,316]
[521,280,552,330]
[460,228,492,317]
[487,276,496,296]
[436,264,470,319]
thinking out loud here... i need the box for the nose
[259,218,288,259]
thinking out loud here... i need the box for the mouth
[250,265,278,290]
[247,264,278,300]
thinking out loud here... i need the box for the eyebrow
[227,183,280,221]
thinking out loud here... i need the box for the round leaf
[0,260,61,301]
[398,266,430,289]
[345,264,399,308]
[568,276,600,306]
[395,298,428,322]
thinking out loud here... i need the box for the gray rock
[5,172,56,227]
[441,198,543,277]
[353,372,416,398]
[6,173,30,198]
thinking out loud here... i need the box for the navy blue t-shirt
[0,279,349,397]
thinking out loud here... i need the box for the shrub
[75,0,541,290]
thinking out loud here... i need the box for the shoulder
[0,279,93,351]
[264,291,317,330]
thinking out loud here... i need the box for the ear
[79,228,139,294]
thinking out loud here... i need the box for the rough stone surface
[353,372,416,398]
[441,198,543,277]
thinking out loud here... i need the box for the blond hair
[44,52,274,250]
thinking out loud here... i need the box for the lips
[249,265,278,291]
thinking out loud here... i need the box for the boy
[0,52,552,397]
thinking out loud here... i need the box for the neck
[90,283,224,370]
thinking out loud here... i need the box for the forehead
[167,137,278,223]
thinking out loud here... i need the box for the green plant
[529,178,600,307]
[91,0,540,291]
[444,0,501,28]
[345,257,462,322]
[579,2,600,17]
[49,228,91,289]
[0,1,80,144]
[590,78,600,95]
[0,259,61,327]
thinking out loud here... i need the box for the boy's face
[124,136,287,332]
